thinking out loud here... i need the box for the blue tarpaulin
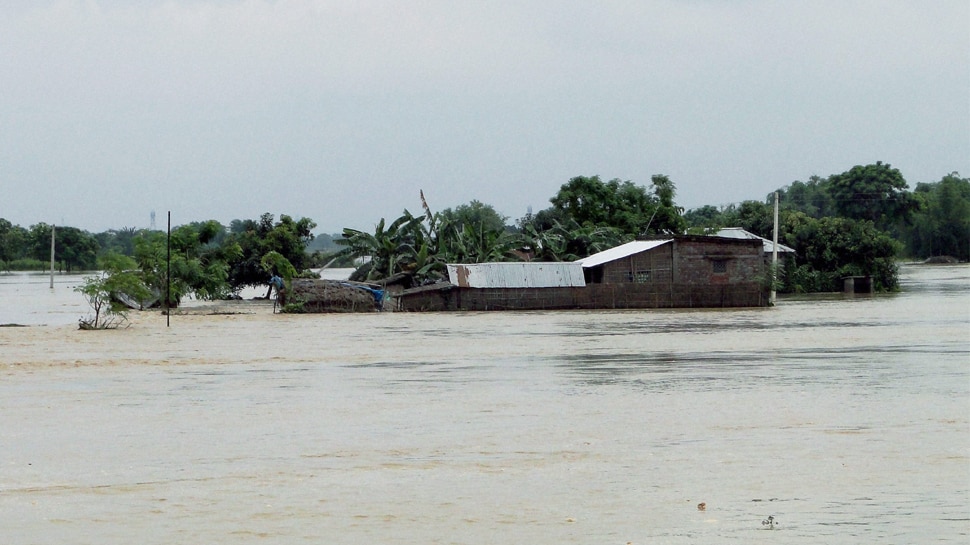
[340,283,384,307]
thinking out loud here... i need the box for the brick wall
[672,237,764,287]
[397,282,766,311]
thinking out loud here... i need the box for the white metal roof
[574,239,673,269]
[715,228,795,254]
[447,262,586,288]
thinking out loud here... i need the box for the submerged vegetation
[75,253,152,329]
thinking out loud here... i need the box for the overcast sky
[2,0,967,234]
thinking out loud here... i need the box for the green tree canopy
[338,197,525,284]
[27,224,99,272]
[828,162,919,232]
[682,205,723,233]
[0,218,29,265]
[728,200,775,239]
[94,227,141,257]
[550,176,649,235]
[648,174,687,235]
[905,173,970,260]
[782,213,901,292]
[684,200,774,238]
[549,174,685,237]
[134,221,241,306]
[226,213,316,289]
[338,211,433,283]
[75,252,153,329]
[439,200,509,235]
[778,175,835,218]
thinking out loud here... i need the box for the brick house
[395,235,768,311]
[576,236,768,308]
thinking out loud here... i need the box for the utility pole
[167,211,171,328]
[770,192,779,305]
[49,224,55,289]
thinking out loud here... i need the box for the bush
[782,214,900,293]
[75,253,152,330]
[3,258,52,271]
[280,301,307,313]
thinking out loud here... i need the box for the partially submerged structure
[289,278,385,313]
[396,235,769,311]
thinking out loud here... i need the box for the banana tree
[337,211,433,282]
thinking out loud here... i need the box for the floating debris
[697,502,706,511]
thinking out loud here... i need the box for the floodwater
[1,264,967,544]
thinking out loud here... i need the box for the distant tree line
[683,164,969,291]
[0,213,320,307]
[0,221,101,273]
[3,163,967,298]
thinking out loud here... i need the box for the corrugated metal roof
[715,228,795,254]
[574,240,673,268]
[447,262,586,288]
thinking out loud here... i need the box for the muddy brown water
[1,265,968,543]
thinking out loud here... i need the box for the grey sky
[2,0,967,234]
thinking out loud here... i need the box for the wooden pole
[770,191,779,305]
[167,211,171,328]
[49,224,55,289]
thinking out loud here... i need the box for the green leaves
[683,163,966,293]
[225,213,317,290]
[133,222,236,305]
[548,175,686,237]
[75,253,152,329]
[828,161,919,231]
[905,173,970,261]
[782,213,901,292]
[337,210,445,283]
[260,251,298,281]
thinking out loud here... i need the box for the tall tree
[735,200,774,239]
[0,219,29,264]
[27,223,99,272]
[682,205,723,233]
[905,173,970,260]
[549,174,684,237]
[226,213,316,290]
[134,221,241,306]
[439,200,509,235]
[828,162,919,232]
[648,174,687,235]
[94,227,141,257]
[778,175,835,218]
[550,175,622,227]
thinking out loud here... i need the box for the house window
[633,270,651,283]
[712,259,727,274]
